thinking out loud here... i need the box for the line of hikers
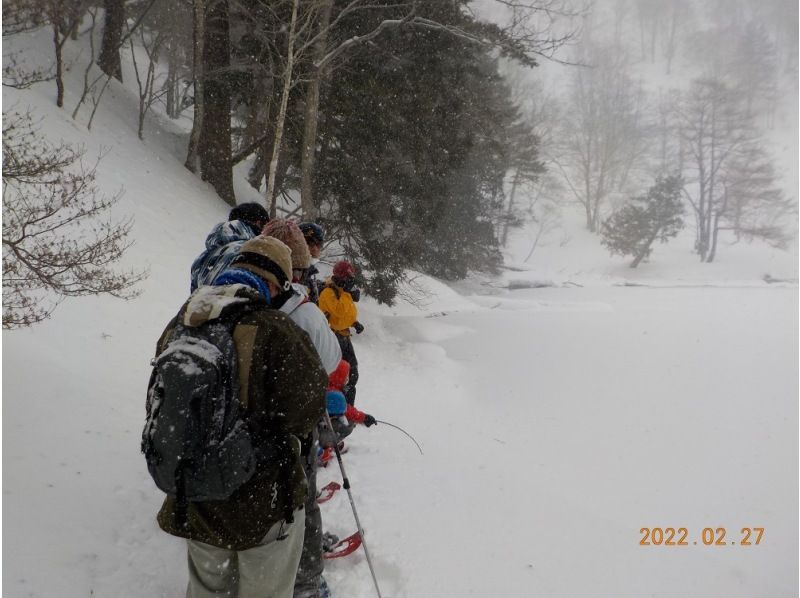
[143,202,378,598]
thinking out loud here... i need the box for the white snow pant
[186,510,305,598]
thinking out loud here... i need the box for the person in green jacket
[152,236,328,598]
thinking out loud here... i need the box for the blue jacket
[190,220,258,291]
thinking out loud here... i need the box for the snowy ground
[5,279,797,597]
[3,25,798,598]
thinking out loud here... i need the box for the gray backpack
[142,314,255,515]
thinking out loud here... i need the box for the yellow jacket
[319,283,358,336]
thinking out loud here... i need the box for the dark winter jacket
[302,264,322,304]
[189,220,258,291]
[153,284,327,550]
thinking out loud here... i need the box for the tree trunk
[501,170,520,247]
[665,10,677,74]
[98,0,125,82]
[265,0,299,217]
[300,0,333,220]
[630,231,659,268]
[583,160,594,231]
[650,18,657,62]
[704,103,718,261]
[707,212,722,263]
[199,0,235,205]
[274,147,292,207]
[638,12,646,61]
[246,100,275,191]
[53,24,65,108]
[185,0,206,172]
[248,145,267,191]
[707,186,729,263]
[696,115,708,261]
[53,21,64,108]
[166,41,178,118]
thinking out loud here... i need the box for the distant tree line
[547,0,795,265]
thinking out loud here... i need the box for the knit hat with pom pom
[262,218,312,270]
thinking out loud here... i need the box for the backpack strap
[174,460,189,528]
[213,302,300,525]
[224,304,298,525]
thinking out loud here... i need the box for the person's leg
[293,441,325,598]
[237,510,306,598]
[337,336,359,405]
[186,540,238,598]
[346,358,359,405]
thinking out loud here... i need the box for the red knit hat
[332,260,355,279]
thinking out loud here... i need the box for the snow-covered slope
[3,25,798,598]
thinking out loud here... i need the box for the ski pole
[375,419,423,455]
[323,412,384,598]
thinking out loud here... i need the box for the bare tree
[3,0,44,35]
[674,76,791,262]
[634,0,665,62]
[298,0,333,220]
[498,68,552,247]
[522,196,561,262]
[732,20,779,122]
[39,0,89,107]
[250,0,410,216]
[71,5,101,120]
[661,0,690,74]
[2,110,145,328]
[675,78,741,261]
[3,0,54,89]
[265,0,305,216]
[720,141,793,251]
[553,42,648,232]
[129,24,167,139]
[162,4,194,119]
[70,0,160,126]
[4,0,86,85]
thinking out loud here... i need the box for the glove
[353,321,365,334]
[363,414,377,427]
[350,288,361,302]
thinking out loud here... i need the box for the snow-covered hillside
[3,21,798,598]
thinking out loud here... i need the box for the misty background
[482,0,798,273]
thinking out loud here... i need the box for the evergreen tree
[601,175,684,268]
[315,3,539,302]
